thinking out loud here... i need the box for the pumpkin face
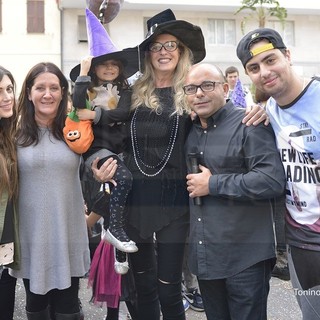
[66,129,81,142]
[63,117,94,154]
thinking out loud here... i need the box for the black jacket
[72,76,132,160]
[185,101,286,279]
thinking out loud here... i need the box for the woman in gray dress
[10,62,90,320]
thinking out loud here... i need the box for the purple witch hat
[70,8,139,82]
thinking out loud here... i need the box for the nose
[259,64,270,78]
[159,46,167,53]
[195,86,204,96]
[43,88,53,97]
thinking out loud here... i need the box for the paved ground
[13,276,301,319]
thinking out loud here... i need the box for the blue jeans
[198,259,274,320]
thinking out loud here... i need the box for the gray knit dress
[10,128,90,294]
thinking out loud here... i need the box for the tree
[235,0,287,33]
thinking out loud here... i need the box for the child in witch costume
[68,8,139,319]
[69,9,140,265]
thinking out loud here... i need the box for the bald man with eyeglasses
[183,63,286,320]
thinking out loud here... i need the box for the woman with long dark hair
[10,62,90,320]
[0,65,19,320]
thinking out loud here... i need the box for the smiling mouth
[195,101,208,107]
[159,58,171,63]
[0,104,12,109]
[264,76,278,86]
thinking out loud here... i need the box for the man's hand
[91,157,118,186]
[242,104,269,126]
[186,165,211,198]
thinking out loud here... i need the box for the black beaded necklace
[130,106,179,177]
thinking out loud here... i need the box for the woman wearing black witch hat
[122,9,205,319]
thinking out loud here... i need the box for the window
[269,20,295,46]
[207,19,236,45]
[27,0,44,33]
[78,15,88,42]
[143,17,150,38]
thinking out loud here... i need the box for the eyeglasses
[148,41,179,53]
[183,81,223,95]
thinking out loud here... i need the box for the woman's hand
[91,157,118,186]
[242,104,269,126]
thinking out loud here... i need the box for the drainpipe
[56,0,64,73]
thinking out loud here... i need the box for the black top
[124,87,192,238]
[185,101,286,279]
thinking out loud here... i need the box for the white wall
[1,0,61,94]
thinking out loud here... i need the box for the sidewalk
[13,276,301,319]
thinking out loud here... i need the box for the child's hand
[80,56,94,76]
[106,83,120,109]
[77,108,95,120]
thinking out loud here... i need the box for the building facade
[1,0,320,93]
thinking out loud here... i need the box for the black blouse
[124,87,192,238]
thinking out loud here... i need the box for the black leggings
[0,269,16,320]
[23,277,80,314]
[106,301,138,320]
[98,157,133,243]
[127,214,189,320]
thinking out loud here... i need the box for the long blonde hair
[131,41,193,115]
[0,66,18,199]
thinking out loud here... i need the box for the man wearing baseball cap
[237,28,320,319]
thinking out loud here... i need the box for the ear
[284,49,291,64]
[223,83,229,95]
